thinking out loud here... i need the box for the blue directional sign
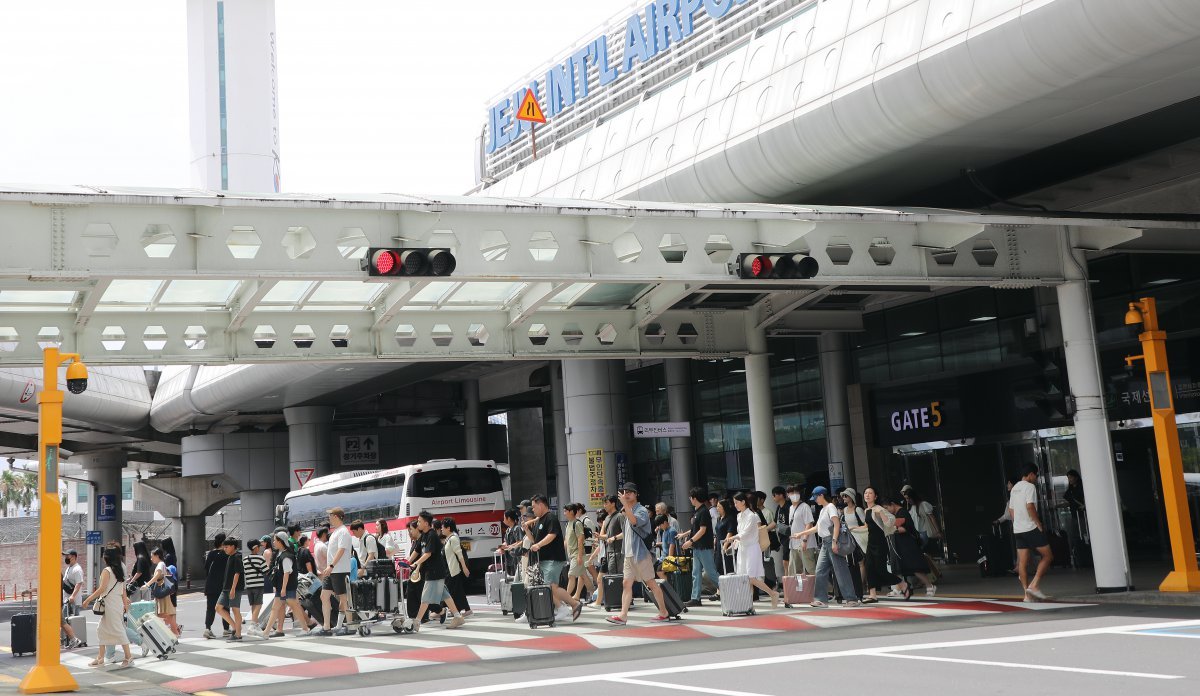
[85,530,102,546]
[96,494,117,522]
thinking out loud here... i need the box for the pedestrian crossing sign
[515,89,546,124]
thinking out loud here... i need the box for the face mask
[788,494,801,503]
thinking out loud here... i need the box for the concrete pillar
[78,450,125,546]
[179,514,207,583]
[744,327,779,493]
[464,380,485,460]
[819,333,854,490]
[284,406,334,489]
[241,489,282,548]
[562,360,631,511]
[664,358,695,511]
[550,363,571,509]
[1057,238,1133,591]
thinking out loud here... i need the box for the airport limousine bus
[277,459,506,575]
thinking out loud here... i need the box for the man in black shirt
[411,511,466,631]
[214,537,245,641]
[681,487,718,607]
[524,494,583,622]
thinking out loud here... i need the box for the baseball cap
[618,482,638,495]
[809,485,829,502]
[519,499,531,508]
[275,531,291,545]
[64,549,78,558]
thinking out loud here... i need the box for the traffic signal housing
[734,253,819,279]
[364,248,457,277]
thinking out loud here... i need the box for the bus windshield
[409,467,502,499]
[284,473,405,530]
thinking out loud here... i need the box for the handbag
[757,525,770,552]
[93,574,120,615]
[150,576,175,599]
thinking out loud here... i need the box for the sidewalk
[932,561,1200,606]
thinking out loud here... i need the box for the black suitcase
[649,578,686,619]
[351,579,377,612]
[526,584,555,628]
[602,574,624,611]
[1049,531,1072,568]
[11,612,35,657]
[977,525,1013,577]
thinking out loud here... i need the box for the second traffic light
[734,253,819,279]
[365,248,457,277]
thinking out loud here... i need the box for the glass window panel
[699,419,724,454]
[652,392,669,421]
[1132,253,1198,290]
[998,315,1037,360]
[937,288,997,330]
[447,282,522,304]
[629,394,654,422]
[770,365,797,390]
[852,311,887,348]
[772,382,798,412]
[774,409,803,444]
[158,280,239,305]
[890,334,943,380]
[696,381,722,418]
[941,323,1001,371]
[719,375,748,412]
[100,279,163,304]
[410,282,458,304]
[262,281,313,303]
[572,284,650,307]
[121,478,133,501]
[799,401,825,440]
[1088,255,1131,299]
[796,360,821,399]
[886,300,938,341]
[307,281,385,304]
[0,290,77,305]
[722,417,752,451]
[852,345,890,383]
[546,283,593,305]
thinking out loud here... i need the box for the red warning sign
[295,467,315,488]
[515,89,547,124]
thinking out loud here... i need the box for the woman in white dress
[82,547,133,668]
[723,492,779,608]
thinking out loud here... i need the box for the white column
[240,489,280,548]
[819,332,854,490]
[464,380,485,460]
[664,358,695,511]
[744,326,779,493]
[550,363,571,508]
[284,406,333,489]
[1057,237,1133,591]
[562,360,630,511]
[78,450,125,546]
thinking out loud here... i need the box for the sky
[0,0,635,195]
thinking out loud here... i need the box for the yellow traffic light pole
[20,347,88,694]
[1124,297,1200,592]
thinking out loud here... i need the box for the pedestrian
[680,487,718,606]
[260,535,274,567]
[654,502,680,533]
[586,509,607,601]
[605,483,668,626]
[295,535,315,576]
[653,514,678,580]
[525,495,584,622]
[149,548,181,635]
[410,511,467,631]
[1009,464,1053,601]
[60,550,85,649]
[563,504,594,602]
[903,486,944,572]
[349,520,381,577]
[81,546,133,668]
[840,488,868,600]
[881,494,935,597]
[770,486,790,579]
[213,537,245,641]
[798,486,860,608]
[202,534,229,639]
[714,499,737,575]
[498,509,524,578]
[312,507,353,636]
[441,517,473,617]
[129,541,152,601]
[243,539,268,628]
[722,492,779,607]
[376,519,398,557]
[786,485,817,575]
[267,532,313,637]
[859,487,902,603]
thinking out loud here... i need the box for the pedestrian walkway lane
[57,598,1089,693]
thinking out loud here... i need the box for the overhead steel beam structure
[0,186,1175,365]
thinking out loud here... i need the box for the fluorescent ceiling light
[1145,278,1180,286]
[900,331,926,337]
[970,316,996,322]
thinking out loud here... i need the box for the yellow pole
[19,346,78,694]
[1129,297,1200,592]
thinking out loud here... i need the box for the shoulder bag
[93,572,120,615]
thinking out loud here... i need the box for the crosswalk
[57,597,1089,694]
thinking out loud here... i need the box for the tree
[0,470,17,517]
[16,472,37,515]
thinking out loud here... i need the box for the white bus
[278,459,506,574]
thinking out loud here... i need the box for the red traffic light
[740,254,773,278]
[364,248,457,277]
[734,253,819,279]
[370,249,399,275]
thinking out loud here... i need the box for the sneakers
[66,638,83,650]
[269,631,284,638]
[926,585,938,597]
[203,629,215,640]
[844,600,862,608]
[309,626,332,637]
[448,615,466,629]
[222,629,233,637]
[226,634,243,642]
[332,626,352,636]
[605,616,627,626]
[555,606,572,621]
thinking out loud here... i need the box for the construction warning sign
[515,89,546,124]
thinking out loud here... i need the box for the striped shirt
[242,553,268,589]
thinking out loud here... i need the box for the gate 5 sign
[340,435,380,467]
[891,402,943,433]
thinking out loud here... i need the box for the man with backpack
[350,520,381,577]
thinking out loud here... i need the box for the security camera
[210,479,220,489]
[65,361,88,395]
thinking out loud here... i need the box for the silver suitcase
[137,614,178,659]
[66,614,88,647]
[718,574,755,616]
[376,578,399,613]
[485,570,505,604]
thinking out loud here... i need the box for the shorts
[278,589,297,600]
[568,559,587,579]
[420,579,450,604]
[539,560,565,587]
[1015,529,1049,550]
[60,602,78,626]
[247,589,264,606]
[217,591,242,610]
[622,555,656,585]
[327,572,349,595]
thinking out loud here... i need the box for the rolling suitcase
[525,584,555,628]
[977,524,1012,577]
[718,574,755,616]
[129,600,156,622]
[66,614,89,647]
[668,571,691,603]
[485,554,506,605]
[501,579,526,618]
[351,579,378,612]
[602,574,624,611]
[11,612,36,657]
[138,614,178,660]
[782,574,815,607]
[376,578,399,614]
[649,578,686,619]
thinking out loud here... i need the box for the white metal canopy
[0,185,1182,366]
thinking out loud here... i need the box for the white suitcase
[137,614,178,660]
[65,614,88,647]
[718,574,755,617]
[485,570,505,605]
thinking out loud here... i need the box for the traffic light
[364,248,457,277]
[734,253,819,279]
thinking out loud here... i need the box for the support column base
[20,664,78,694]
[1159,569,1200,593]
